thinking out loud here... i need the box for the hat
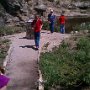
[50,9,53,12]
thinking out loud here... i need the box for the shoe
[36,46,39,50]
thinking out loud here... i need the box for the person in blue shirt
[48,9,56,33]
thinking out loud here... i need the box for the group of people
[48,9,66,34]
[31,9,66,50]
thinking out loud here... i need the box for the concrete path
[4,31,70,90]
[5,33,39,90]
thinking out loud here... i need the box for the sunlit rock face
[0,0,90,16]
[0,0,90,26]
[0,0,28,16]
[34,0,46,16]
[74,1,90,9]
[0,0,46,25]
[0,0,29,25]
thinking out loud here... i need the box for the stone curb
[3,44,14,69]
[38,49,44,90]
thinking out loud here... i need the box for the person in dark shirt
[48,9,56,33]
[32,15,43,50]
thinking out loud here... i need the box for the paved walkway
[5,33,39,90]
[4,31,70,90]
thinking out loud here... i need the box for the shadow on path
[20,45,38,51]
[41,31,50,34]
[41,31,46,33]
[19,37,34,40]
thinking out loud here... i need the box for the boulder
[74,1,90,10]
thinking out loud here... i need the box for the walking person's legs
[36,32,40,48]
[62,24,65,34]
[34,32,37,47]
[51,24,54,33]
[60,24,65,34]
[60,24,62,33]
[34,32,40,49]
[50,23,54,33]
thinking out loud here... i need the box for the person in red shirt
[59,12,66,34]
[31,15,43,50]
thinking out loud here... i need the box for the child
[31,15,43,50]
[0,66,10,90]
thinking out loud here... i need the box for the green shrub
[0,39,10,66]
[0,26,23,37]
[73,22,90,31]
[77,37,90,51]
[42,21,49,30]
[40,35,90,89]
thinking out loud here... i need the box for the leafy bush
[40,34,90,89]
[0,39,10,66]
[73,22,90,31]
[0,26,24,37]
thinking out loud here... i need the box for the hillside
[0,0,90,27]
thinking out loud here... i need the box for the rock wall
[0,0,90,26]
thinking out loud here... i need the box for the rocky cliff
[0,0,90,26]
